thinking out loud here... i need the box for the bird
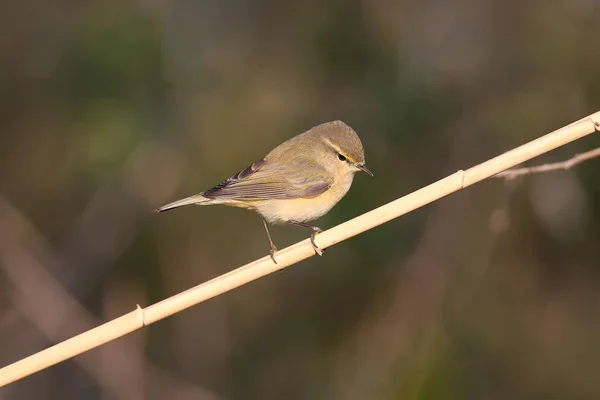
[155,120,373,263]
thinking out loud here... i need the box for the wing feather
[202,158,332,200]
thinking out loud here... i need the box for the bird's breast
[257,173,355,224]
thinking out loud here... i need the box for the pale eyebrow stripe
[322,138,340,152]
[322,138,356,163]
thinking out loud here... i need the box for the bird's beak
[357,163,374,177]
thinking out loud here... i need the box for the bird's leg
[287,220,324,256]
[262,219,278,264]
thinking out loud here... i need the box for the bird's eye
[337,153,347,162]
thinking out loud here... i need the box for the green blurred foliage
[1,1,600,399]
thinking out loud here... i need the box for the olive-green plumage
[156,120,372,262]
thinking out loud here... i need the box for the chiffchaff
[156,120,372,263]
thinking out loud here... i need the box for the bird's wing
[202,158,333,200]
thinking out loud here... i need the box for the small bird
[155,120,373,263]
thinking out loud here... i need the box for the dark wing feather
[203,158,332,200]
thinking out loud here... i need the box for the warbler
[156,120,373,263]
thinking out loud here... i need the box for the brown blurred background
[2,0,600,399]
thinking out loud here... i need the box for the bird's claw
[269,248,278,264]
[310,232,324,256]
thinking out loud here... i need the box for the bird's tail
[154,194,211,213]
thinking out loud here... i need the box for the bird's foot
[269,247,278,264]
[310,230,324,256]
[286,220,325,256]
[262,219,279,264]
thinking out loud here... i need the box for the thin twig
[495,146,600,180]
[1,111,599,387]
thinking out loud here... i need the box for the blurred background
[2,0,600,399]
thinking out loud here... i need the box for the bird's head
[315,120,373,177]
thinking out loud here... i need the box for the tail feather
[155,194,210,213]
